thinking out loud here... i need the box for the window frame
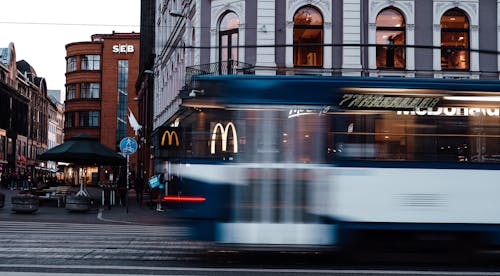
[80,82,100,99]
[440,8,470,71]
[80,54,101,71]
[66,84,76,100]
[218,12,240,74]
[66,56,77,72]
[375,8,406,69]
[293,5,324,68]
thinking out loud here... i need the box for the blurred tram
[161,75,500,249]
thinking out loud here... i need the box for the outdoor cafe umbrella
[38,133,126,196]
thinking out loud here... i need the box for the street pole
[126,154,129,213]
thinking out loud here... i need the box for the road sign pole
[119,137,137,214]
[126,154,129,213]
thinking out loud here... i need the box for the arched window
[293,6,323,67]
[376,8,405,69]
[441,9,469,70]
[219,12,239,74]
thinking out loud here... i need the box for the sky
[0,0,140,102]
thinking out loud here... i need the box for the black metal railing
[185,60,254,88]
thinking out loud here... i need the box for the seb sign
[112,44,135,54]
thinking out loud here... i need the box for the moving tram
[161,75,500,249]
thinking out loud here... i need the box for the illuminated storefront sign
[397,107,500,116]
[210,122,238,154]
[160,129,180,147]
[288,106,331,118]
[339,94,439,109]
[112,44,135,53]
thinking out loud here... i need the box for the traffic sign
[119,137,138,155]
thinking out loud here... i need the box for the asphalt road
[1,220,500,275]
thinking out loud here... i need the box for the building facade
[65,32,140,181]
[47,95,65,172]
[16,60,50,176]
[135,0,157,180]
[149,0,500,174]
[0,42,52,178]
[0,43,28,176]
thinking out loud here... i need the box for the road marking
[0,264,500,275]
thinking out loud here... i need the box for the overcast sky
[0,0,140,101]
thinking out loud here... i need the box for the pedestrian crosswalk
[0,220,189,237]
[0,220,207,262]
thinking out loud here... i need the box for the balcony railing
[185,60,254,88]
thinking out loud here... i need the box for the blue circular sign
[119,137,138,155]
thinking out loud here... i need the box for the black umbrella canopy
[38,133,126,166]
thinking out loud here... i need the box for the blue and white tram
[161,75,500,249]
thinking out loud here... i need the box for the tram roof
[187,75,500,106]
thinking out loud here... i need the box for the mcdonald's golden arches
[210,122,238,154]
[160,129,180,148]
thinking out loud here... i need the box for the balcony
[185,60,254,88]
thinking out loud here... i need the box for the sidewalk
[0,186,172,225]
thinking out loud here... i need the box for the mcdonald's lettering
[161,130,180,147]
[210,122,238,154]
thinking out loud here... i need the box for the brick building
[65,32,140,183]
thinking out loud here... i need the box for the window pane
[220,12,239,31]
[376,8,406,69]
[231,33,238,61]
[376,9,405,27]
[293,6,323,67]
[440,9,469,70]
[441,48,468,69]
[66,84,76,100]
[376,30,405,68]
[220,35,228,62]
[293,28,323,66]
[441,10,469,28]
[66,57,77,72]
[81,55,100,70]
[81,83,100,98]
[294,6,323,25]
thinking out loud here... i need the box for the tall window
[376,8,406,69]
[441,9,469,70]
[293,6,323,67]
[79,111,99,127]
[65,111,75,128]
[66,84,76,100]
[116,60,128,141]
[219,12,239,74]
[80,83,100,98]
[66,56,76,72]
[81,55,101,70]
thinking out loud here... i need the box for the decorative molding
[406,24,415,31]
[368,23,377,30]
[433,24,441,31]
[324,22,332,29]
